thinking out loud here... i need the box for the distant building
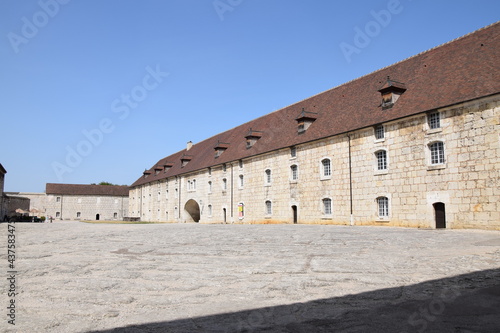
[129,23,500,230]
[3,193,30,216]
[45,183,129,221]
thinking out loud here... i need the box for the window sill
[374,169,388,175]
[289,180,298,184]
[264,184,272,187]
[426,128,442,135]
[320,177,332,181]
[374,138,385,143]
[427,164,446,171]
[376,219,390,223]
[322,216,333,220]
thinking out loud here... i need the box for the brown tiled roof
[132,22,500,187]
[46,183,129,196]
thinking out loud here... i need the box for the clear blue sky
[1,0,498,192]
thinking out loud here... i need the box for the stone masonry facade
[45,194,128,221]
[45,184,129,221]
[129,96,499,229]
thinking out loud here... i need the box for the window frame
[265,200,272,216]
[320,158,332,180]
[428,111,441,130]
[290,164,298,181]
[377,196,389,218]
[374,125,385,140]
[322,198,332,216]
[429,141,445,165]
[375,149,388,171]
[264,169,272,185]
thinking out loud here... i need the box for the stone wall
[45,194,129,221]
[4,195,30,216]
[0,171,5,218]
[129,95,499,229]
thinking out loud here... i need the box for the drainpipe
[139,186,143,220]
[230,163,234,220]
[60,195,63,220]
[178,177,182,220]
[348,134,354,226]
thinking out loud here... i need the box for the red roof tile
[132,22,500,187]
[46,183,129,196]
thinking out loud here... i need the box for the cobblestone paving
[1,222,499,332]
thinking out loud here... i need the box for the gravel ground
[1,221,499,332]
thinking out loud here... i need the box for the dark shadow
[88,268,500,333]
[184,199,200,223]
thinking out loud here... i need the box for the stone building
[0,163,6,218]
[45,183,129,221]
[3,193,30,217]
[129,23,500,230]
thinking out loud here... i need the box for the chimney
[187,141,193,151]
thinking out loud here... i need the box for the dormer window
[295,108,318,134]
[163,163,173,173]
[154,166,162,175]
[378,76,407,110]
[143,170,152,179]
[245,128,263,149]
[214,141,230,158]
[180,154,192,167]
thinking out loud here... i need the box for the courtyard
[2,221,499,332]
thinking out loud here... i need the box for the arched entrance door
[433,202,446,229]
[292,205,298,224]
[184,200,200,223]
[96,214,100,221]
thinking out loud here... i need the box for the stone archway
[184,199,200,223]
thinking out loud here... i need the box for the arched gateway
[184,199,200,223]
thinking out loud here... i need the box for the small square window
[375,125,384,140]
[428,112,440,129]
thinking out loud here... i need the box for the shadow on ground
[89,268,500,333]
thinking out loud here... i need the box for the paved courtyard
[1,221,499,332]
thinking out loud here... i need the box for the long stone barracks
[129,22,500,229]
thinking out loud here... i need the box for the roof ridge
[164,21,500,158]
[271,20,500,112]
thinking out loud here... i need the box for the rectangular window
[375,125,384,139]
[428,112,440,129]
[291,165,298,180]
[376,150,387,170]
[239,159,243,168]
[323,198,332,215]
[113,212,118,219]
[265,169,272,184]
[239,175,244,187]
[56,196,61,202]
[238,203,244,218]
[290,146,297,157]
[223,178,227,191]
[430,142,445,164]
[322,159,331,177]
[265,201,272,215]
[56,212,60,218]
[377,197,389,217]
[76,212,81,218]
